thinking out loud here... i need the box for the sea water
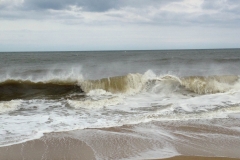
[0,49,240,158]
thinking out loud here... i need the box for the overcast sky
[0,0,240,51]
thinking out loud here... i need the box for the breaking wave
[181,75,239,94]
[79,73,147,94]
[1,71,239,101]
[79,73,240,95]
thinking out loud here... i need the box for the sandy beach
[163,156,239,160]
[1,132,239,160]
[1,119,240,160]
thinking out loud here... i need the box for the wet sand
[0,134,95,160]
[1,134,239,160]
[1,119,240,160]
[163,156,239,160]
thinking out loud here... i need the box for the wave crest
[1,72,239,101]
[181,75,239,94]
[79,73,147,94]
[79,73,240,95]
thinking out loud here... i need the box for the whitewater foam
[86,89,113,96]
[181,75,240,94]
[68,96,123,109]
[0,100,22,114]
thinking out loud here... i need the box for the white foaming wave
[78,70,240,97]
[146,74,240,96]
[86,89,113,96]
[146,77,181,95]
[180,75,240,94]
[67,96,123,109]
[1,92,240,148]
[0,100,22,114]
[116,106,240,127]
[231,78,240,92]
[112,90,240,126]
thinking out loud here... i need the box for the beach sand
[1,133,239,160]
[1,119,240,160]
[0,134,95,160]
[163,156,239,160]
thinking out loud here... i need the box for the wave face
[0,80,82,101]
[1,50,240,153]
[79,73,146,94]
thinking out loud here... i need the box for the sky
[0,0,240,51]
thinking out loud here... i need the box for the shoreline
[162,156,239,160]
[1,119,240,160]
[1,135,239,160]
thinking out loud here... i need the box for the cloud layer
[1,0,239,26]
[0,0,240,51]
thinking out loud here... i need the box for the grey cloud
[81,0,120,12]
[202,0,240,11]
[0,0,181,21]
[18,0,181,12]
[120,0,181,8]
[23,0,121,12]
[24,0,66,10]
[200,0,240,25]
[202,1,222,10]
[1,0,240,28]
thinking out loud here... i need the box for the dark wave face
[0,80,83,101]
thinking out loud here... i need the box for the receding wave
[0,80,82,101]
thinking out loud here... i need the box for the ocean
[1,49,240,159]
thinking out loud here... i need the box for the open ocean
[1,49,240,159]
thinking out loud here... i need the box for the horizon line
[0,47,239,53]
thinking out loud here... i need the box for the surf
[181,75,239,94]
[1,72,239,101]
[79,72,240,95]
